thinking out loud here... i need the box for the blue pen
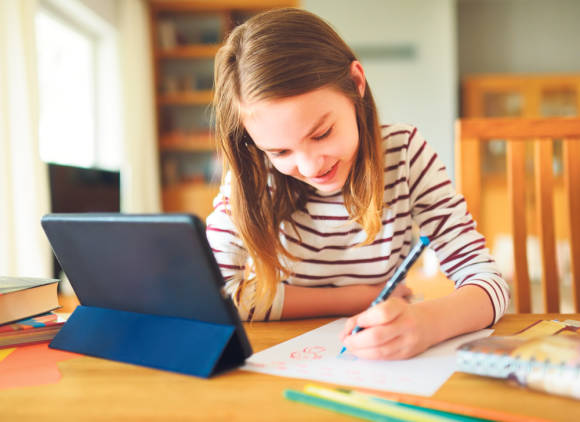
[339,236,430,355]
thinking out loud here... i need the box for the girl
[207,8,509,360]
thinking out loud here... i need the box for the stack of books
[0,276,64,349]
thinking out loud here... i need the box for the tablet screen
[41,213,252,358]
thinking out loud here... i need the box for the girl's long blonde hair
[213,8,384,312]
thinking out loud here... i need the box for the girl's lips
[310,161,338,184]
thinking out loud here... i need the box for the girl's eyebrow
[303,112,331,139]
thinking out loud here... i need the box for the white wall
[459,0,580,75]
[303,0,458,174]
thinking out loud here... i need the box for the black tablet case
[41,213,252,377]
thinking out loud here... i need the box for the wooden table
[1,314,579,421]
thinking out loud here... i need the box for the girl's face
[241,63,366,193]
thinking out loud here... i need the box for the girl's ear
[350,61,366,98]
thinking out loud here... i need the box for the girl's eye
[312,126,333,141]
[270,150,289,157]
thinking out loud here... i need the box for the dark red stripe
[384,176,407,191]
[218,263,245,270]
[247,306,255,321]
[235,282,244,304]
[385,193,410,207]
[447,259,494,278]
[384,145,407,154]
[384,160,405,172]
[290,211,412,238]
[444,253,480,274]
[449,197,466,209]
[439,238,486,265]
[213,200,229,209]
[207,226,238,237]
[433,221,475,241]
[420,213,450,230]
[309,214,350,221]
[311,191,342,199]
[293,266,397,281]
[291,219,362,237]
[301,245,407,265]
[283,225,411,252]
[433,227,478,252]
[414,180,451,203]
[307,198,345,205]
[410,140,426,167]
[416,197,452,215]
[409,153,438,195]
[442,244,486,266]
[383,129,412,141]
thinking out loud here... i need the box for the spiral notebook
[456,319,580,400]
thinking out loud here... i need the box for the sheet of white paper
[242,318,492,396]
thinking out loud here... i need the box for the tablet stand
[50,305,245,378]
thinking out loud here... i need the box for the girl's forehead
[240,87,343,122]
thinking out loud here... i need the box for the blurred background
[1,0,578,311]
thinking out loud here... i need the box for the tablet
[41,213,252,360]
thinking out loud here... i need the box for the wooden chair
[455,117,580,312]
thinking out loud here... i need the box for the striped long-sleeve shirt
[206,124,510,322]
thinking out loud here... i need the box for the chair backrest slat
[507,140,531,312]
[533,139,559,312]
[564,138,580,310]
[454,132,482,225]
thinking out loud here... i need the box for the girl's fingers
[391,283,412,298]
[356,297,406,328]
[339,316,359,340]
[348,334,406,360]
[343,322,401,352]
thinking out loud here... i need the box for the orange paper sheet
[0,343,80,390]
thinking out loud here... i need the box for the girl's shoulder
[380,123,418,147]
[380,123,421,162]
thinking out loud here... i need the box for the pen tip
[339,346,346,355]
[419,236,430,246]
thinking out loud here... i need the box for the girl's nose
[296,153,324,178]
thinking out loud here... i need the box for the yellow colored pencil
[304,384,456,422]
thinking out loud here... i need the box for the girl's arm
[339,284,492,359]
[280,282,412,319]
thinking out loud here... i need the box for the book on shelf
[457,320,580,400]
[0,312,66,349]
[0,276,60,325]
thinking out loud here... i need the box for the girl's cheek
[271,161,294,176]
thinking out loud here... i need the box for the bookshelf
[148,0,297,218]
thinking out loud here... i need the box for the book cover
[0,277,60,325]
[457,323,580,400]
[0,312,66,349]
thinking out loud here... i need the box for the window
[35,1,120,170]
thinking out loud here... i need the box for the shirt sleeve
[205,172,285,321]
[405,128,510,324]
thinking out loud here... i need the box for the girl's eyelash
[269,125,333,157]
[312,126,333,141]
